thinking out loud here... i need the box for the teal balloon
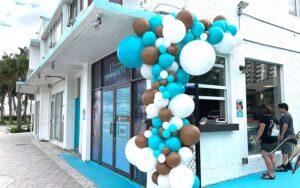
[212,20,227,32]
[157,76,162,81]
[227,24,237,36]
[117,35,144,68]
[166,83,181,98]
[151,78,157,84]
[177,83,185,94]
[182,118,190,125]
[191,22,205,37]
[162,91,171,99]
[152,64,163,77]
[149,15,162,31]
[170,13,177,18]
[167,75,175,83]
[153,150,161,158]
[159,86,166,92]
[159,45,167,54]
[142,31,157,46]
[162,130,171,138]
[159,143,166,151]
[152,117,163,128]
[207,26,224,45]
[159,53,175,68]
[193,15,198,23]
[151,128,159,135]
[176,69,190,85]
[168,124,177,132]
[148,135,162,150]
[183,31,194,44]
[166,137,181,152]
[192,175,200,188]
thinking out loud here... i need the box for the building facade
[17,0,300,187]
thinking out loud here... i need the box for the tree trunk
[22,95,28,122]
[12,96,17,115]
[16,93,22,131]
[0,95,3,122]
[8,92,13,124]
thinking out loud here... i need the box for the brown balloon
[166,152,181,168]
[158,108,172,122]
[168,71,177,81]
[213,15,227,22]
[200,19,212,30]
[155,26,163,38]
[162,147,170,155]
[152,171,159,184]
[179,125,201,146]
[159,128,164,138]
[151,81,160,90]
[176,10,194,29]
[160,79,168,86]
[156,163,171,175]
[167,44,179,55]
[133,18,150,36]
[142,89,155,106]
[141,47,159,65]
[135,134,148,148]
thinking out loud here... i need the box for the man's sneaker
[276,164,288,172]
[287,163,294,171]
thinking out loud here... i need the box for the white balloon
[162,39,171,48]
[163,20,186,43]
[234,32,243,47]
[180,40,216,76]
[178,147,193,163]
[200,33,208,41]
[144,130,152,138]
[146,103,160,119]
[158,175,171,188]
[163,15,175,26]
[160,70,168,79]
[154,97,169,108]
[169,165,194,188]
[214,32,235,54]
[140,64,153,80]
[166,61,179,72]
[155,92,163,100]
[168,94,195,118]
[125,136,140,165]
[155,38,164,48]
[162,122,171,129]
[158,154,166,163]
[169,116,183,130]
[135,147,157,172]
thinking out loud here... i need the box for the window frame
[288,0,299,16]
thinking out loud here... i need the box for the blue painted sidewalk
[207,169,300,188]
[59,153,144,188]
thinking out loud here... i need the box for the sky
[0,0,60,57]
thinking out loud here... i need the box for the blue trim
[59,153,144,188]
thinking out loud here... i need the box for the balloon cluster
[118,10,242,188]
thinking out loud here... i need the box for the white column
[38,85,50,140]
[80,63,92,161]
[62,3,69,33]
[63,75,76,149]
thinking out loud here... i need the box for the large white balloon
[146,103,160,119]
[180,40,216,76]
[163,20,186,43]
[169,165,194,188]
[155,38,164,48]
[125,136,140,165]
[214,32,235,54]
[140,64,153,80]
[135,147,157,172]
[234,32,243,47]
[178,147,193,163]
[169,116,183,130]
[158,175,171,188]
[168,94,195,118]
[154,97,169,108]
[162,15,175,26]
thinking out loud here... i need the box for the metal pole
[194,84,201,187]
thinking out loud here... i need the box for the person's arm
[256,123,266,143]
[280,123,288,141]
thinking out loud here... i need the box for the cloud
[14,0,40,8]
[0,20,11,27]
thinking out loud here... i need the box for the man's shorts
[281,142,294,155]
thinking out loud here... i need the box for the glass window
[189,56,227,124]
[109,0,122,5]
[289,0,297,16]
[245,59,281,155]
[91,90,101,162]
[70,0,78,21]
[50,92,64,142]
[92,62,101,90]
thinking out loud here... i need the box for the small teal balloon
[157,76,162,81]
[212,20,227,32]
[177,83,185,94]
[182,118,190,125]
[207,26,224,45]
[168,124,177,132]
[162,130,171,138]
[159,86,166,92]
[195,36,200,40]
[151,127,159,135]
[167,75,175,83]
[183,31,194,44]
[192,175,200,188]
[170,13,177,18]
[159,143,166,151]
[193,15,198,23]
[148,135,162,150]
[166,137,181,152]
[142,31,157,46]
[227,24,237,36]
[117,35,144,68]
[149,15,162,31]
[159,53,175,68]
[159,45,167,54]
[191,22,205,37]
[153,150,161,158]
[176,69,190,85]
[152,117,163,128]
[152,64,163,77]
[162,91,171,99]
[166,83,180,98]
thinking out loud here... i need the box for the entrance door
[74,98,80,152]
[101,85,131,175]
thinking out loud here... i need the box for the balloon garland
[118,10,242,188]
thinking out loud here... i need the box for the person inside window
[256,104,278,180]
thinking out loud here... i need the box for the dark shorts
[281,142,294,155]
[261,143,278,153]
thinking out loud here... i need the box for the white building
[17,0,300,187]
